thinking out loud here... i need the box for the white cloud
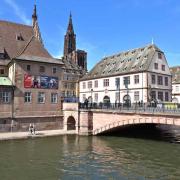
[4,0,31,25]
[53,51,63,59]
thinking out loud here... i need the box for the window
[115,78,120,89]
[165,92,169,101]
[115,92,120,102]
[88,81,92,88]
[0,92,11,103]
[39,66,45,73]
[158,52,162,59]
[162,65,165,71]
[24,92,31,103]
[94,80,98,88]
[158,92,163,101]
[27,65,31,71]
[154,63,158,70]
[151,75,156,84]
[16,34,24,41]
[158,76,163,85]
[165,77,168,86]
[82,94,86,101]
[151,91,156,100]
[70,83,75,89]
[0,69,5,75]
[0,53,5,59]
[94,93,98,102]
[52,67,57,74]
[103,79,109,87]
[175,86,179,92]
[123,76,130,86]
[134,75,139,84]
[62,91,65,97]
[51,93,58,104]
[83,82,86,89]
[134,91,139,101]
[38,92,45,103]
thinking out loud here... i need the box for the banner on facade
[24,74,58,89]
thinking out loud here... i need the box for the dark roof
[170,66,180,84]
[0,20,52,60]
[16,55,64,65]
[57,58,85,75]
[0,59,11,66]
[81,44,162,80]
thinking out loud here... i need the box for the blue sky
[1,0,180,70]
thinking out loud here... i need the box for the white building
[170,66,180,103]
[79,44,172,105]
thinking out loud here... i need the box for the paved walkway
[0,130,76,141]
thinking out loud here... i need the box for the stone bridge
[63,103,180,135]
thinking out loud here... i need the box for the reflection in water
[0,135,180,180]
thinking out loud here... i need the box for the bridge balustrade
[79,102,180,115]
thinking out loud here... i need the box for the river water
[0,133,180,180]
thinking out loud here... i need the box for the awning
[0,77,13,86]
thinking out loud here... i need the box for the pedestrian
[33,123,36,135]
[29,124,33,135]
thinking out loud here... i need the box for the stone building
[79,44,172,105]
[170,66,180,103]
[0,5,64,132]
[60,13,87,102]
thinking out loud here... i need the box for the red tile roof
[0,20,52,60]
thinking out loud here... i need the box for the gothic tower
[32,4,43,45]
[64,13,76,57]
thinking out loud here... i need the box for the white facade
[79,45,172,104]
[172,84,180,103]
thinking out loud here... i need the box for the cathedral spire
[32,4,37,27]
[64,12,76,57]
[32,3,43,45]
[67,12,74,34]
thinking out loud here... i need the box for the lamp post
[116,78,120,107]
[125,78,129,107]
[91,88,93,107]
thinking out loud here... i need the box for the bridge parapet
[63,103,79,111]
[79,103,180,116]
[79,108,180,135]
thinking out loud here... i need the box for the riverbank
[0,130,76,141]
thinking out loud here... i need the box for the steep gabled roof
[81,44,162,80]
[0,20,52,60]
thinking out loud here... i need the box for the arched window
[67,116,76,130]
[103,96,110,104]
[123,95,131,107]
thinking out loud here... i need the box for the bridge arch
[93,117,178,135]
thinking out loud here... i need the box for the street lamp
[116,78,120,107]
[124,77,130,108]
[91,88,93,107]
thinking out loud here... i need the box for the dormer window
[132,50,136,54]
[0,68,5,75]
[16,33,24,41]
[0,53,5,59]
[0,48,6,59]
[158,52,162,59]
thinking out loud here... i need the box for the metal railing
[79,102,180,115]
